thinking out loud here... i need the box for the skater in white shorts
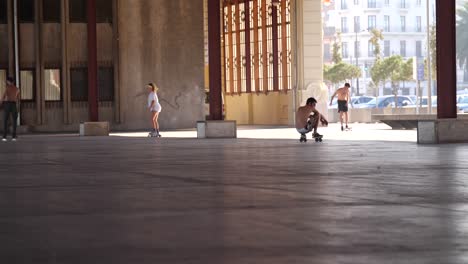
[147,83,162,137]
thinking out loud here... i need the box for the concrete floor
[2,124,468,263]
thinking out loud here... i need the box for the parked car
[414,96,437,107]
[351,96,375,106]
[329,96,374,109]
[354,95,414,109]
[458,96,468,113]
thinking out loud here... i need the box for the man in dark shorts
[1,77,20,141]
[330,83,351,131]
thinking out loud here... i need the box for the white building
[325,0,430,96]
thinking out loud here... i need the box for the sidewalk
[111,123,417,142]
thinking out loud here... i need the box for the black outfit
[3,102,18,139]
[337,100,348,113]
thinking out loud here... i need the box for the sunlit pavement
[4,124,468,263]
[111,123,417,142]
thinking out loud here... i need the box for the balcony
[381,26,426,34]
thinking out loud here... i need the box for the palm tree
[369,28,384,61]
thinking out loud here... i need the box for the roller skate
[312,132,323,142]
[299,133,307,143]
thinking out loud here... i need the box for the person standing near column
[1,77,20,141]
[147,83,162,137]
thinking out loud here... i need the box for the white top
[148,92,162,112]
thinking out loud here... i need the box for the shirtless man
[330,83,351,131]
[296,97,328,140]
[1,77,20,141]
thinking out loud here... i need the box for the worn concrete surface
[1,125,468,263]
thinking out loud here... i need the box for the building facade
[0,0,206,132]
[0,0,325,131]
[325,0,429,96]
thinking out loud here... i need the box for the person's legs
[345,112,349,128]
[11,104,18,138]
[3,103,11,139]
[153,112,160,135]
[339,111,344,130]
[308,115,319,134]
[150,112,157,131]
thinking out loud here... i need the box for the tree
[370,60,386,97]
[332,33,342,64]
[424,24,437,80]
[369,28,384,61]
[370,56,414,107]
[324,62,361,86]
[457,3,468,70]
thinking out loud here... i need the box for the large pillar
[87,0,99,122]
[208,0,222,120]
[62,0,70,124]
[436,0,457,119]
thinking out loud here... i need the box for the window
[341,17,348,33]
[367,0,376,8]
[416,16,422,32]
[223,0,292,93]
[384,40,390,57]
[98,67,114,101]
[354,16,360,32]
[20,70,34,101]
[19,0,35,23]
[69,0,86,23]
[368,15,376,30]
[341,0,348,10]
[416,41,422,58]
[354,0,359,5]
[384,0,390,6]
[342,42,349,58]
[0,70,6,96]
[0,0,7,24]
[324,44,331,61]
[43,0,61,23]
[354,41,360,57]
[384,16,390,32]
[400,0,406,8]
[96,0,113,24]
[368,42,374,57]
[44,69,61,101]
[71,68,88,101]
[417,0,422,6]
[400,40,406,57]
[400,16,406,32]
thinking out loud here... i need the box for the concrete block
[417,121,437,144]
[79,122,110,136]
[418,119,468,144]
[197,120,237,138]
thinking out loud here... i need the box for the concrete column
[35,0,44,125]
[208,0,222,120]
[294,0,325,117]
[87,0,98,122]
[112,0,121,123]
[7,0,14,75]
[61,0,70,124]
[436,0,457,119]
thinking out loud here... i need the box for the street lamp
[354,29,368,96]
